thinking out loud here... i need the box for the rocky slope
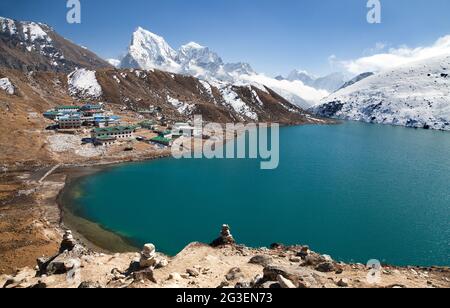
[1,225,448,289]
[0,65,325,169]
[312,54,450,131]
[0,17,111,73]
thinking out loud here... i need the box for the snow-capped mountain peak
[284,70,348,92]
[177,41,223,67]
[119,26,328,107]
[120,27,180,72]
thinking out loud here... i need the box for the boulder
[315,262,335,273]
[186,268,200,277]
[249,255,273,267]
[78,281,102,289]
[297,246,311,258]
[277,275,296,289]
[304,254,327,266]
[261,281,281,289]
[337,278,350,287]
[168,273,182,281]
[225,267,243,281]
[45,251,81,275]
[132,268,156,283]
[263,265,301,285]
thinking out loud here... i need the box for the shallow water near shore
[62,121,450,266]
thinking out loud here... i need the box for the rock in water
[211,224,236,247]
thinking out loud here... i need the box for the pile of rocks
[211,224,236,247]
[59,230,77,253]
[139,243,168,269]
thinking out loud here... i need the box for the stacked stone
[220,225,235,245]
[140,244,157,268]
[211,224,236,247]
[59,230,77,252]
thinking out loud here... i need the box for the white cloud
[339,35,450,75]
[238,73,329,105]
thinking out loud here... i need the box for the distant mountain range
[113,27,330,108]
[312,55,450,131]
[276,70,350,93]
[0,16,323,126]
[2,16,450,131]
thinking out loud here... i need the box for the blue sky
[1,0,450,76]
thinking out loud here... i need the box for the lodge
[79,104,104,116]
[58,113,82,129]
[150,136,173,146]
[91,125,137,140]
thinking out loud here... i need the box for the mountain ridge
[118,27,328,107]
[312,54,450,131]
[0,16,111,73]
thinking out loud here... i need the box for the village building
[58,113,82,129]
[172,122,198,137]
[55,106,80,113]
[92,114,121,127]
[91,125,137,141]
[150,136,173,147]
[93,135,117,147]
[139,120,156,130]
[43,110,63,120]
[80,104,104,117]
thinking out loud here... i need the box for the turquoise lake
[64,121,450,266]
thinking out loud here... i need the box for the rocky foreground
[1,226,449,289]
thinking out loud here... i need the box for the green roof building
[91,125,137,140]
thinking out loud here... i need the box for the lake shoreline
[57,121,450,267]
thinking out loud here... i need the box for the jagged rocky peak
[177,41,223,65]
[120,27,180,72]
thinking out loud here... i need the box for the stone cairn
[140,244,158,268]
[211,224,236,247]
[59,230,77,253]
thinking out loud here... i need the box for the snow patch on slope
[219,85,258,121]
[22,22,52,42]
[0,17,17,35]
[313,54,450,131]
[0,78,15,95]
[167,95,195,115]
[68,69,102,99]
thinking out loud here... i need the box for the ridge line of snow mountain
[312,54,450,131]
[1,16,323,125]
[2,16,450,131]
[115,26,341,108]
